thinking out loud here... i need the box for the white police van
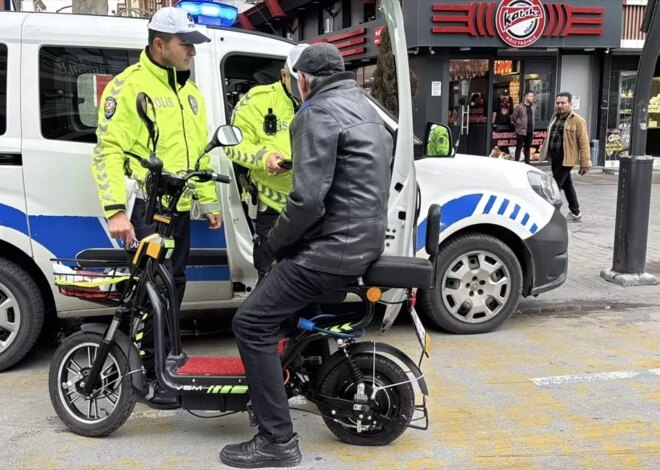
[0,0,568,371]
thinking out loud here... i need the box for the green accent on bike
[230,385,248,394]
[164,239,175,249]
[221,385,232,394]
[329,323,353,333]
[135,332,144,341]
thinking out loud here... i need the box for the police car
[0,1,567,371]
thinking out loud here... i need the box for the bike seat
[363,256,434,289]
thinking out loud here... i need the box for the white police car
[0,0,567,371]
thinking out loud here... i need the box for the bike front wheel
[48,331,137,437]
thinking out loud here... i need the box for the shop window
[0,43,7,136]
[364,0,377,22]
[39,46,140,142]
[319,2,341,35]
[354,64,377,93]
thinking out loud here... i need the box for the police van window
[39,46,140,142]
[0,44,7,136]
[221,54,285,122]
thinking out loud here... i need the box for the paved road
[1,173,659,469]
[1,308,658,469]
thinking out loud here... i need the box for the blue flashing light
[176,1,239,27]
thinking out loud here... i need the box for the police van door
[0,15,32,349]
[19,15,232,313]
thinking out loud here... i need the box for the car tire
[418,233,522,334]
[0,258,46,371]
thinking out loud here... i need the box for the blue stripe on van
[521,213,530,227]
[483,195,497,214]
[497,199,509,215]
[0,203,229,280]
[186,266,230,281]
[416,193,482,251]
[510,204,520,221]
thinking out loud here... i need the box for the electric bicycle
[48,93,439,446]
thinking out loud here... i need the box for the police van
[0,1,568,371]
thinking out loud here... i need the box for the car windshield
[364,93,423,145]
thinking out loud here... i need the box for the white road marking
[531,368,660,386]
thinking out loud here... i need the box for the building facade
[240,0,658,163]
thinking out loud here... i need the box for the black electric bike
[49,93,440,446]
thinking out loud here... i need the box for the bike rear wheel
[48,331,137,437]
[317,353,414,446]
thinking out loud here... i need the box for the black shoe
[137,380,180,410]
[220,433,302,468]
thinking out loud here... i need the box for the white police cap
[148,7,211,44]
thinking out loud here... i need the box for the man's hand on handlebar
[108,212,137,247]
[206,213,223,230]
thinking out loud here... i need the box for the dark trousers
[253,208,279,281]
[130,199,191,377]
[232,259,355,443]
[551,156,580,215]
[515,133,533,164]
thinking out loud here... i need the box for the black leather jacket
[267,72,392,275]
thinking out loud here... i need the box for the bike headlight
[527,170,562,209]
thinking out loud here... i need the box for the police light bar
[175,1,239,27]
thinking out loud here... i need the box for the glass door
[449,59,490,156]
[491,60,520,158]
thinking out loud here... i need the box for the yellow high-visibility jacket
[225,81,297,212]
[92,49,219,218]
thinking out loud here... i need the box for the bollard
[590,139,599,167]
[601,156,658,285]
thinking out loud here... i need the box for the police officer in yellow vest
[224,44,309,280]
[92,7,219,408]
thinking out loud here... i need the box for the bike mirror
[205,125,243,153]
[136,92,159,150]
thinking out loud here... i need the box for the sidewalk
[518,172,660,314]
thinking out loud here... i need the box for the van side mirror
[423,122,453,158]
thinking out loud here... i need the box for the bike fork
[81,310,124,396]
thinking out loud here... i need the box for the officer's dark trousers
[232,259,354,443]
[253,207,279,281]
[130,199,191,378]
[550,155,580,215]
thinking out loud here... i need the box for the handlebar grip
[212,174,232,184]
[141,155,164,171]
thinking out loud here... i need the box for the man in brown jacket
[540,92,591,221]
[511,90,536,164]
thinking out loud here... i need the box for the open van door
[379,0,419,330]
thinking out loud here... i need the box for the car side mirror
[423,122,453,158]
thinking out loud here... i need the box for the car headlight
[527,170,562,209]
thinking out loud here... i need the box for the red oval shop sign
[496,0,546,48]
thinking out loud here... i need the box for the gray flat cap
[292,43,345,77]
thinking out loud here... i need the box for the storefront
[600,2,660,161]
[240,0,625,162]
[403,0,623,161]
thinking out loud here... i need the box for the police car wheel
[418,234,522,334]
[0,258,45,372]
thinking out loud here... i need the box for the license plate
[409,307,430,357]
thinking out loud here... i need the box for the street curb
[518,297,660,315]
